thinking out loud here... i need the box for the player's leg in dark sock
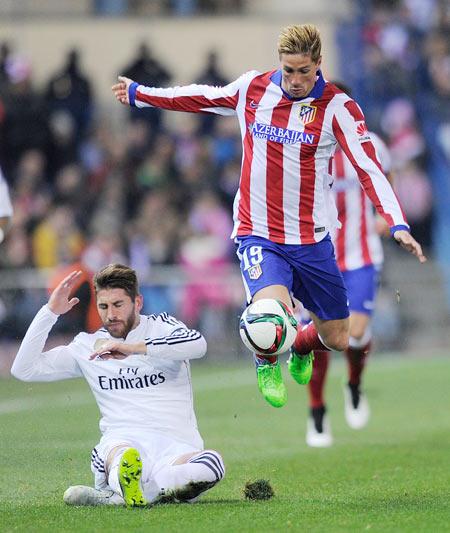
[345,340,371,386]
[343,336,371,428]
[308,350,330,408]
[293,322,329,355]
[305,350,333,447]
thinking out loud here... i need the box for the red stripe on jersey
[333,150,347,269]
[333,148,345,179]
[136,90,238,113]
[332,110,394,227]
[299,87,332,240]
[361,138,407,223]
[266,98,292,242]
[359,187,371,265]
[327,157,333,175]
[237,73,273,236]
[359,130,383,173]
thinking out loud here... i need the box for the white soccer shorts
[91,430,200,502]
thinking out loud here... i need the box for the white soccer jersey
[0,167,13,218]
[11,306,206,449]
[331,133,392,271]
[130,71,408,245]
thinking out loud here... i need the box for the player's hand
[89,341,145,360]
[111,76,133,105]
[48,270,82,315]
[393,230,427,263]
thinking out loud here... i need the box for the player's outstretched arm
[11,271,84,382]
[90,328,207,362]
[393,230,427,263]
[91,320,208,362]
[90,340,145,360]
[111,76,134,105]
[48,270,82,315]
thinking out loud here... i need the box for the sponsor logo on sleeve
[299,104,317,126]
[356,121,371,143]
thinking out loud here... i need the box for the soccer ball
[239,298,298,355]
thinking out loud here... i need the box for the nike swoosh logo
[249,100,259,109]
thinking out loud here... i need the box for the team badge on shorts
[248,264,263,280]
[299,104,317,126]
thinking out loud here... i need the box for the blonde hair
[277,24,322,62]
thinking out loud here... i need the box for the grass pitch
[1,353,449,532]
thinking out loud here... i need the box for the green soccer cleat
[287,350,314,385]
[256,360,287,408]
[119,448,147,508]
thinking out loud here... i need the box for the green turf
[1,354,449,532]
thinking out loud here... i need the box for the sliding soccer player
[11,264,225,507]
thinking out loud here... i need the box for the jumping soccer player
[112,24,426,409]
[11,264,225,507]
[307,85,393,446]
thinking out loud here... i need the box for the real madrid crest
[299,104,317,126]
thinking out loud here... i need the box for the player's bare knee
[349,326,366,341]
[323,332,348,352]
[329,339,348,351]
[335,336,349,351]
[172,451,199,465]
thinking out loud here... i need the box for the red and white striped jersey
[131,70,408,245]
[331,133,392,271]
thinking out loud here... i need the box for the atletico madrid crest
[299,104,317,126]
[248,264,263,280]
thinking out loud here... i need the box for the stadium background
[1,3,450,531]
[0,0,449,368]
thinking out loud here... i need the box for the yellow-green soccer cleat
[119,448,147,508]
[256,360,287,408]
[287,350,314,385]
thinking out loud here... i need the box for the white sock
[107,446,130,496]
[154,450,225,495]
[187,450,225,483]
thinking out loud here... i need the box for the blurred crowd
[0,43,242,335]
[356,0,449,247]
[339,0,450,311]
[93,0,244,16]
[1,0,449,337]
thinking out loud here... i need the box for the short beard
[105,313,136,339]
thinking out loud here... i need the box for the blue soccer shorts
[235,235,349,321]
[341,265,380,316]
